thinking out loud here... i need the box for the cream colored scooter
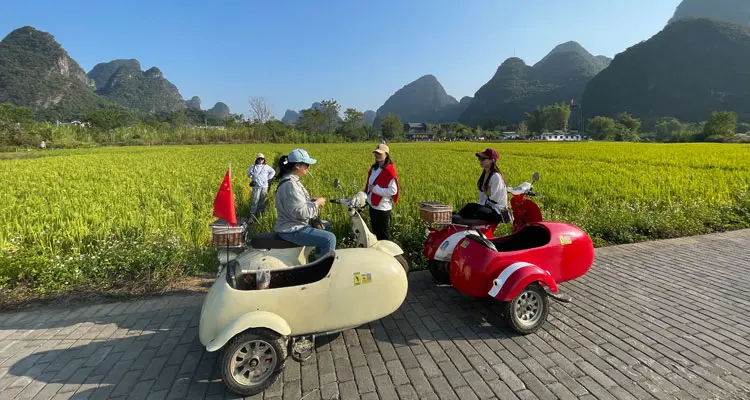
[199,180,409,397]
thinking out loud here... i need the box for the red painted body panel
[511,195,543,233]
[423,223,496,260]
[449,221,594,299]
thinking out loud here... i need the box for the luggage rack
[210,219,248,249]
[418,202,453,224]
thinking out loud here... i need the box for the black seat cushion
[452,214,495,227]
[489,225,551,252]
[241,251,336,289]
[250,232,303,249]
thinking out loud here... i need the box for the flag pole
[226,161,230,265]
[228,160,233,226]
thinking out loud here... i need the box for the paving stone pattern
[1,229,750,399]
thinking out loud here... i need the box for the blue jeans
[278,221,336,257]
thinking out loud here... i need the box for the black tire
[428,259,451,284]
[395,254,410,274]
[502,283,549,335]
[221,329,287,397]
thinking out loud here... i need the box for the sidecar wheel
[221,329,287,397]
[395,255,410,274]
[502,283,549,335]
[427,260,451,284]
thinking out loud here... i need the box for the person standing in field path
[365,143,399,241]
[247,153,276,221]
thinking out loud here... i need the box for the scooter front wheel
[221,329,287,397]
[501,283,549,335]
[395,255,410,274]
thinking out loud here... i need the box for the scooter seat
[451,215,494,227]
[250,232,303,249]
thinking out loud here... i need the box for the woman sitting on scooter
[456,147,512,224]
[273,148,336,259]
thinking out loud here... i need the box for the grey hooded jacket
[274,174,319,232]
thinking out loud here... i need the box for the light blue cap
[287,148,317,164]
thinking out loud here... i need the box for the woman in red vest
[365,143,399,241]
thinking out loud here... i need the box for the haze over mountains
[1,0,749,128]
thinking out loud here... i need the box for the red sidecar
[449,221,594,334]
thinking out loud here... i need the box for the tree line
[2,98,749,150]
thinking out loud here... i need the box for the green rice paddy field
[1,142,748,300]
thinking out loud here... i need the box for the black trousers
[368,206,391,241]
[457,203,503,224]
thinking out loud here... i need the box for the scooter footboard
[488,262,559,302]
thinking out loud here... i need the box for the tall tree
[586,116,617,140]
[248,97,272,124]
[547,102,571,131]
[702,110,737,139]
[296,107,326,133]
[379,114,403,140]
[343,108,364,125]
[320,99,341,133]
[616,112,641,134]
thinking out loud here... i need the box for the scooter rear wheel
[502,283,549,335]
[428,260,451,284]
[221,329,287,397]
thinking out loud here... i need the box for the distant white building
[55,120,90,128]
[539,131,588,141]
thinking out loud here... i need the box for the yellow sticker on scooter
[353,272,361,285]
[362,273,372,284]
[460,240,469,248]
[559,235,572,245]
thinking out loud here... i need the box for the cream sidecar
[199,245,408,396]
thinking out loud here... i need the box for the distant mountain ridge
[96,64,186,114]
[0,26,111,120]
[668,0,750,27]
[375,74,469,124]
[581,17,750,126]
[458,41,610,126]
[0,26,231,120]
[88,59,141,90]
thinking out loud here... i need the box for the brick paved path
[2,229,750,400]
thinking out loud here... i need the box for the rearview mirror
[532,172,540,182]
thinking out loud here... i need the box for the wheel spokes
[230,339,278,386]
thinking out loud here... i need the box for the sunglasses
[477,156,489,161]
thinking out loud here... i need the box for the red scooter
[422,173,595,334]
[422,173,541,284]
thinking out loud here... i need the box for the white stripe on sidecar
[488,262,536,298]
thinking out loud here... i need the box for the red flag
[213,169,237,226]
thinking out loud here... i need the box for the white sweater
[478,172,508,214]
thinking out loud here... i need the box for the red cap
[475,148,499,161]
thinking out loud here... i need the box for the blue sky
[1,0,681,119]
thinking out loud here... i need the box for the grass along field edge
[1,142,749,308]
